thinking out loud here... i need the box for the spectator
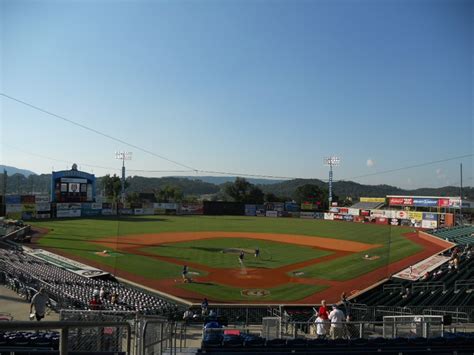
[345,314,359,339]
[99,286,106,300]
[30,288,49,321]
[328,304,345,339]
[318,300,330,334]
[314,313,326,339]
[183,308,194,324]
[421,272,430,281]
[340,292,352,319]
[89,294,103,310]
[402,287,411,299]
[201,298,209,316]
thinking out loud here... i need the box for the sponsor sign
[21,211,35,220]
[36,203,51,212]
[343,214,354,221]
[361,210,370,216]
[81,209,101,217]
[375,217,388,225]
[360,197,386,203]
[348,208,360,216]
[154,208,166,215]
[396,210,409,219]
[284,202,299,212]
[265,211,278,218]
[21,195,35,203]
[119,208,133,215]
[448,198,461,208]
[91,203,102,210]
[394,254,450,281]
[438,199,450,207]
[179,203,204,215]
[422,212,437,221]
[314,212,324,219]
[408,211,423,221]
[142,208,154,215]
[6,204,22,213]
[389,197,413,206]
[339,208,349,214]
[35,213,51,219]
[370,210,385,218]
[300,212,315,219]
[389,218,400,226]
[86,184,93,201]
[35,195,50,203]
[333,214,344,220]
[329,207,339,213]
[61,178,87,183]
[101,209,114,215]
[57,209,81,218]
[421,220,438,229]
[27,249,109,278]
[301,202,314,211]
[134,208,144,215]
[6,195,21,204]
[353,216,364,223]
[245,205,257,216]
[413,198,438,207]
[265,202,284,212]
[324,213,334,220]
[57,203,82,210]
[400,219,412,226]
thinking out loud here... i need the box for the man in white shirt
[328,304,345,339]
[30,288,49,321]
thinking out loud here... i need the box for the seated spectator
[421,272,430,281]
[89,294,103,310]
[402,287,411,299]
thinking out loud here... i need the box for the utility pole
[324,156,341,207]
[115,152,132,204]
[459,163,463,223]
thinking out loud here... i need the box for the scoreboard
[51,165,96,203]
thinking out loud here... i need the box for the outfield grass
[31,215,422,302]
[142,238,333,269]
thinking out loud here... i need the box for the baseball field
[30,215,450,304]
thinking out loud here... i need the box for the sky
[0,0,472,189]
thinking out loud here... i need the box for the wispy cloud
[366,159,375,168]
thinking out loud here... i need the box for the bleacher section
[0,248,180,316]
[430,225,474,246]
[353,247,474,319]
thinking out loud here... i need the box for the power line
[337,154,474,182]
[0,93,197,171]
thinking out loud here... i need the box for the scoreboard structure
[51,164,96,203]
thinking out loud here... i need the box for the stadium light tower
[115,151,132,204]
[324,156,341,207]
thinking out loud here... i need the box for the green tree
[154,185,184,202]
[225,178,264,204]
[294,184,330,210]
[125,191,141,204]
[101,174,129,201]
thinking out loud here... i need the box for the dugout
[203,201,245,215]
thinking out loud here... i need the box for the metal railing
[412,281,446,293]
[0,320,131,355]
[455,280,474,293]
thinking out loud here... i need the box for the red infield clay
[34,229,454,304]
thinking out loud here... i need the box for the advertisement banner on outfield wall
[329,207,339,213]
[81,209,101,217]
[375,217,388,225]
[408,211,423,221]
[142,208,154,215]
[91,203,102,210]
[413,198,438,207]
[22,204,36,212]
[300,212,315,219]
[422,220,438,229]
[348,208,360,216]
[301,202,314,211]
[370,210,385,218]
[119,208,133,215]
[36,203,51,212]
[6,204,22,213]
[21,211,36,220]
[57,209,81,218]
[102,209,114,215]
[245,205,257,216]
[324,213,334,220]
[333,214,344,220]
[265,211,278,218]
[361,210,370,216]
[396,211,409,219]
[360,197,386,203]
[153,203,178,210]
[35,213,51,219]
[284,202,299,212]
[339,208,349,215]
[6,195,21,204]
[314,212,324,219]
[134,208,144,215]
[389,197,413,206]
[343,215,354,221]
[179,203,204,215]
[438,199,450,207]
[448,198,461,208]
[35,195,50,203]
[389,218,400,226]
[153,208,166,215]
[265,202,284,212]
[57,203,82,210]
[423,212,437,221]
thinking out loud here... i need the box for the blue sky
[1,0,472,189]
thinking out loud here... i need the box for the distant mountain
[0,165,36,177]
[179,176,283,185]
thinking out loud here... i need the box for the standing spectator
[201,298,209,316]
[314,312,326,339]
[340,292,352,319]
[183,308,194,324]
[318,300,329,335]
[99,286,106,300]
[30,288,49,321]
[345,314,359,339]
[328,304,345,339]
